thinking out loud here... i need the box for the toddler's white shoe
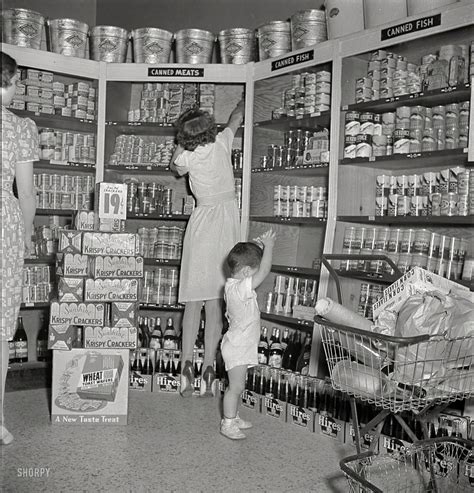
[234,413,252,429]
[220,419,246,440]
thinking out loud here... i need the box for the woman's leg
[180,301,203,365]
[0,339,13,444]
[223,365,247,419]
[203,298,223,370]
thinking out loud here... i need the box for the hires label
[58,277,84,303]
[347,423,378,450]
[84,279,139,302]
[84,326,138,349]
[111,302,138,328]
[288,404,313,429]
[154,374,180,392]
[317,414,344,441]
[56,253,90,277]
[380,435,410,455]
[50,301,105,326]
[93,256,144,279]
[241,390,260,411]
[58,230,82,254]
[263,396,285,420]
[82,232,140,257]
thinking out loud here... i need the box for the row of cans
[141,285,179,306]
[21,283,53,304]
[39,129,96,148]
[143,267,179,288]
[137,226,184,245]
[139,241,182,260]
[36,191,94,211]
[109,134,175,167]
[40,144,96,164]
[274,199,327,219]
[126,181,174,215]
[274,185,327,202]
[358,283,384,320]
[34,173,95,193]
[23,265,51,285]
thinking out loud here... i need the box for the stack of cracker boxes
[49,183,142,426]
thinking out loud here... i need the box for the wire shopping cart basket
[340,437,473,493]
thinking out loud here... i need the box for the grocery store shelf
[8,361,50,372]
[24,256,56,265]
[338,215,474,226]
[254,111,331,131]
[10,109,96,132]
[334,269,399,285]
[20,302,50,310]
[105,121,176,136]
[105,164,172,175]
[250,216,326,226]
[260,311,313,329]
[340,148,468,170]
[252,164,329,176]
[343,83,471,113]
[271,265,320,278]
[140,303,184,311]
[35,160,95,173]
[36,208,75,217]
[143,258,181,267]
[127,213,190,221]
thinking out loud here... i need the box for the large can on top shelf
[290,10,327,51]
[47,18,89,58]
[131,27,173,63]
[175,29,215,64]
[2,8,45,49]
[325,0,364,39]
[90,25,129,62]
[218,28,256,64]
[257,21,291,61]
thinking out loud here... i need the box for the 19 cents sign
[98,183,127,220]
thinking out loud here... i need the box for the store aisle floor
[2,388,351,493]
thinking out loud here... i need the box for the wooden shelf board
[35,160,95,173]
[254,111,331,131]
[260,311,313,329]
[36,209,75,217]
[338,215,474,226]
[143,258,181,267]
[24,256,55,265]
[8,361,50,372]
[140,303,184,311]
[20,303,50,310]
[252,164,329,176]
[272,265,320,278]
[105,165,172,175]
[250,216,327,226]
[127,213,190,221]
[10,109,97,131]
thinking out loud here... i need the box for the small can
[273,200,282,217]
[387,228,402,253]
[311,200,326,218]
[387,194,399,216]
[407,174,422,197]
[449,167,464,193]
[376,174,393,197]
[393,129,410,154]
[429,192,442,216]
[280,200,290,217]
[355,134,372,158]
[363,228,377,249]
[345,112,361,136]
[396,175,408,196]
[280,185,290,201]
[372,135,387,156]
[291,201,304,218]
[386,135,393,156]
[409,129,422,153]
[413,229,431,254]
[439,169,450,193]
[440,192,458,216]
[427,233,441,258]
[289,185,298,202]
[396,106,411,120]
[411,253,428,269]
[422,172,439,195]
[400,229,416,253]
[422,135,436,152]
[410,195,428,216]
[343,226,357,249]
[375,196,388,216]
[344,136,357,159]
[375,228,390,250]
[457,194,468,216]
[359,112,374,135]
[396,195,410,216]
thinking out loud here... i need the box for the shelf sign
[271,50,314,72]
[98,183,127,220]
[148,67,204,77]
[381,14,441,41]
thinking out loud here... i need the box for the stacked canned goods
[341,225,469,280]
[141,267,179,305]
[375,167,472,217]
[274,185,327,218]
[265,275,318,315]
[22,265,53,304]
[358,283,384,320]
[272,70,331,119]
[32,221,61,257]
[34,173,94,211]
[231,149,243,170]
[344,101,469,159]
[137,226,184,259]
[126,180,174,215]
[39,129,96,164]
[261,128,329,168]
[109,134,175,168]
[128,83,205,124]
[355,43,472,103]
[234,178,242,210]
[9,70,97,120]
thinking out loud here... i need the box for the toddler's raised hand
[259,229,276,248]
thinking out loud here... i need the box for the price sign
[98,183,127,220]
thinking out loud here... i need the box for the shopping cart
[340,437,473,493]
[316,254,473,453]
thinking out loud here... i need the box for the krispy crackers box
[52,349,129,425]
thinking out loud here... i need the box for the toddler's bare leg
[223,365,247,419]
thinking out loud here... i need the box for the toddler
[220,230,275,440]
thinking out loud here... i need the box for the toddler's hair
[1,52,17,88]
[175,108,217,151]
[227,242,263,275]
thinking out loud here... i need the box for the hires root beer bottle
[14,317,28,363]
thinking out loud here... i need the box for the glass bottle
[14,316,28,363]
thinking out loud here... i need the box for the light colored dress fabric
[221,277,261,371]
[1,107,39,340]
[174,127,240,302]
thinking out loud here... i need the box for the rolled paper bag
[315,298,373,331]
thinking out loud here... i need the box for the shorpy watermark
[17,467,51,479]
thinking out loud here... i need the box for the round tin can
[409,195,427,216]
[422,172,439,195]
[345,112,361,136]
[344,136,357,159]
[289,185,298,202]
[411,253,428,269]
[407,174,422,197]
[397,195,410,216]
[387,194,399,216]
[363,227,377,249]
[393,129,410,154]
[396,175,408,196]
[279,200,290,217]
[440,192,458,216]
[375,228,390,250]
[413,229,431,254]
[429,192,442,216]
[355,134,372,158]
[427,232,441,258]
[311,200,325,218]
[372,135,387,156]
[280,185,290,201]
[400,229,416,253]
[396,106,411,120]
[457,194,468,216]
[397,253,412,274]
[426,256,437,273]
[375,196,388,216]
[291,201,304,217]
[359,112,374,135]
[39,128,56,146]
[422,135,436,152]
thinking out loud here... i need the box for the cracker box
[84,326,137,350]
[56,253,90,277]
[84,279,139,302]
[111,302,139,328]
[345,422,380,451]
[58,278,84,303]
[315,413,345,443]
[52,349,129,425]
[58,230,82,254]
[373,267,472,318]
[262,395,287,422]
[73,211,95,231]
[92,256,144,279]
[50,302,105,326]
[98,218,126,232]
[82,232,140,257]
[241,390,261,412]
[48,325,81,350]
[287,404,315,431]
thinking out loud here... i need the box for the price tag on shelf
[98,182,127,220]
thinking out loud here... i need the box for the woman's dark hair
[227,242,263,275]
[175,108,217,151]
[1,52,17,88]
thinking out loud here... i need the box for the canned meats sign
[271,50,314,72]
[148,67,205,77]
[381,14,441,41]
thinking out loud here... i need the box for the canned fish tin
[393,129,410,154]
[410,195,427,216]
[429,193,442,216]
[345,112,360,136]
[397,196,410,216]
[355,134,372,158]
[359,113,374,135]
[440,192,458,216]
[344,136,357,159]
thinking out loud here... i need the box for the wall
[95,0,325,32]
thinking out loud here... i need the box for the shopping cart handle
[340,451,383,493]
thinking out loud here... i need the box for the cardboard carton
[58,230,82,254]
[84,326,137,350]
[58,278,84,303]
[50,302,105,326]
[84,278,139,302]
[315,413,345,443]
[48,325,81,350]
[56,253,90,277]
[287,404,315,431]
[82,232,140,257]
[110,302,139,328]
[92,256,144,279]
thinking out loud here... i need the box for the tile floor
[2,387,352,492]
